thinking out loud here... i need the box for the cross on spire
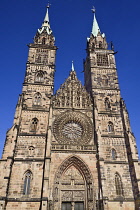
[47,2,51,8]
[91,6,96,14]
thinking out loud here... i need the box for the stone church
[0,5,140,210]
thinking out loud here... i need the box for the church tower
[84,11,140,209]
[0,6,140,210]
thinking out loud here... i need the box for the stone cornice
[101,134,124,138]
[0,197,48,202]
[14,158,44,162]
[104,160,128,164]
[28,43,57,50]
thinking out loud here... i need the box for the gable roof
[53,71,92,109]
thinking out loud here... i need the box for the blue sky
[0,0,140,157]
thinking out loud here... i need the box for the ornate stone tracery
[62,122,83,140]
[53,71,92,109]
[53,111,93,145]
[53,156,94,210]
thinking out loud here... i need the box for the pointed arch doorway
[53,156,94,210]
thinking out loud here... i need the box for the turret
[34,4,55,46]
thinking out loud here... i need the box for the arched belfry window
[111,148,117,160]
[23,171,32,195]
[115,173,123,196]
[42,37,46,45]
[102,75,108,86]
[36,54,41,63]
[108,121,114,132]
[92,43,95,50]
[105,98,111,110]
[30,118,38,132]
[99,41,102,48]
[35,71,44,83]
[33,92,42,106]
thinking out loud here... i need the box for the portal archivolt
[53,156,94,210]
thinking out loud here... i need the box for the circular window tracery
[53,111,93,145]
[62,121,83,140]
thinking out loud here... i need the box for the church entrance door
[53,157,94,209]
[74,202,84,210]
[62,202,72,210]
[62,202,84,210]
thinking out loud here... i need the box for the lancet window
[35,54,41,63]
[115,173,123,196]
[35,71,44,83]
[42,37,46,45]
[111,148,117,160]
[42,54,48,64]
[23,171,32,195]
[33,92,42,106]
[30,118,38,132]
[99,41,102,48]
[92,43,95,50]
[102,75,108,86]
[105,98,111,110]
[28,146,35,156]
[108,121,114,132]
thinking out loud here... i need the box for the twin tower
[0,6,140,210]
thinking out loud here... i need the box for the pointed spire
[70,61,76,80]
[91,7,105,38]
[38,4,52,35]
[71,61,75,71]
[42,4,50,27]
[91,8,100,37]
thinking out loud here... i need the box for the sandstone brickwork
[0,6,140,210]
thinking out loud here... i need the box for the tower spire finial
[71,61,75,71]
[91,6,96,14]
[47,2,50,8]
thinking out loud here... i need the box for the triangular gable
[53,71,92,109]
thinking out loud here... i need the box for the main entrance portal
[60,165,85,208]
[53,156,94,210]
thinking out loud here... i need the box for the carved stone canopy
[53,111,93,145]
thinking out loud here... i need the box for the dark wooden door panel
[74,202,84,210]
[62,202,72,210]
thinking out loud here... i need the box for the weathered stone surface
[0,6,140,210]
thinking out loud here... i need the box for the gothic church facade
[0,6,140,210]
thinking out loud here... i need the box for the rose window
[53,111,93,145]
[62,122,83,140]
